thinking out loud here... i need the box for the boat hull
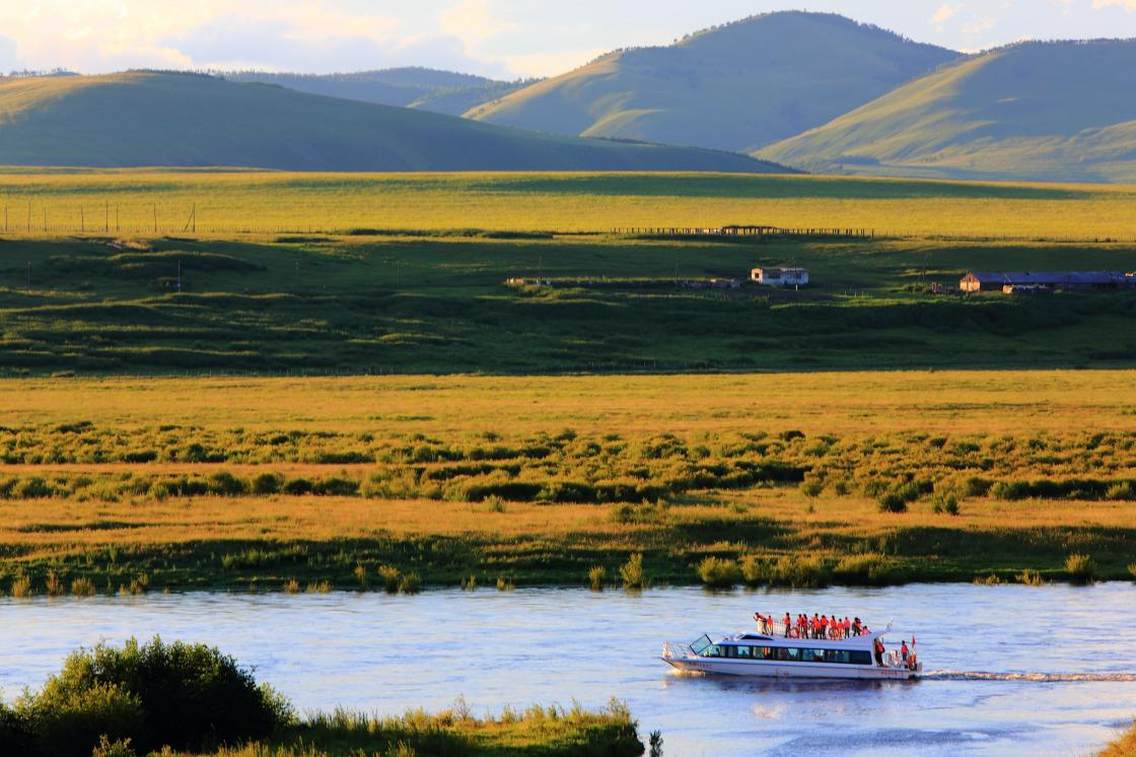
[663,656,919,680]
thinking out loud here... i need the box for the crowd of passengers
[753,612,869,640]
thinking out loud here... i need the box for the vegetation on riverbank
[1102,723,1136,757]
[0,637,642,757]
[0,373,1133,594]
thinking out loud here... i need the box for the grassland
[2,218,1136,374]
[0,372,1133,594]
[3,169,1136,239]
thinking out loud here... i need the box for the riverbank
[0,637,644,757]
[1,372,1134,594]
[1103,723,1136,756]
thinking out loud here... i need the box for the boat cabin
[690,634,874,666]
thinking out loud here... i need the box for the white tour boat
[662,617,922,680]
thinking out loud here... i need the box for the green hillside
[759,40,1136,182]
[224,67,533,116]
[466,11,958,152]
[0,71,787,172]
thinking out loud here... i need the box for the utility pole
[80,206,85,233]
[42,208,47,233]
[105,201,109,233]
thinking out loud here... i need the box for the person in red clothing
[783,612,791,638]
[900,639,910,662]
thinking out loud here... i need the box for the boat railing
[662,641,693,659]
[752,619,873,641]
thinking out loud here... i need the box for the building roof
[965,271,1130,285]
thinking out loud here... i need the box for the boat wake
[923,670,1136,682]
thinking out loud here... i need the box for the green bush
[251,473,282,495]
[696,557,740,589]
[19,681,142,757]
[398,572,421,594]
[877,493,908,513]
[991,481,1032,501]
[619,553,645,590]
[378,566,401,594]
[742,554,830,588]
[588,565,606,591]
[832,553,896,585]
[1065,553,1096,584]
[930,493,959,515]
[16,637,292,755]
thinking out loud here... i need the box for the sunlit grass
[2,169,1135,240]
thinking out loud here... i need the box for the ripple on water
[1,582,1134,757]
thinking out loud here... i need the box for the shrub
[398,572,421,594]
[832,553,896,585]
[742,554,829,588]
[877,493,908,513]
[799,478,824,498]
[696,557,740,589]
[930,493,959,515]
[10,572,33,598]
[991,481,1031,501]
[18,681,142,757]
[91,735,136,757]
[283,579,300,594]
[1065,553,1096,584]
[313,477,359,497]
[209,472,247,497]
[619,553,645,590]
[282,477,314,496]
[1106,481,1136,500]
[15,638,294,757]
[70,578,96,597]
[588,566,606,591]
[1017,569,1044,586]
[378,566,401,594]
[1129,563,1136,580]
[251,473,282,495]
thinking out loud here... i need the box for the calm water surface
[2,583,1134,756]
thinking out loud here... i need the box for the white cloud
[1092,0,1136,9]
[932,3,961,24]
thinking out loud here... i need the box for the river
[2,582,1134,756]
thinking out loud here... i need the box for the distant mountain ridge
[0,71,789,173]
[466,11,960,152]
[223,67,536,116]
[757,39,1136,182]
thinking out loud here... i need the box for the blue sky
[2,0,1135,78]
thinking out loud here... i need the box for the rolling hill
[466,11,958,153]
[224,67,534,116]
[758,40,1136,182]
[0,71,789,172]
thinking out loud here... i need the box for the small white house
[751,267,809,287]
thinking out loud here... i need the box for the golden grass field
[3,169,1136,240]
[0,370,1133,592]
[5,369,1136,436]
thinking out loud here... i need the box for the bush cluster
[6,637,292,756]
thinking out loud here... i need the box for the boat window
[801,649,825,663]
[735,645,752,659]
[690,635,713,656]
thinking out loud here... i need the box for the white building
[751,267,809,287]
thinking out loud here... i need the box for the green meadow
[1,231,1135,374]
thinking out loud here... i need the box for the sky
[1,0,1135,80]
